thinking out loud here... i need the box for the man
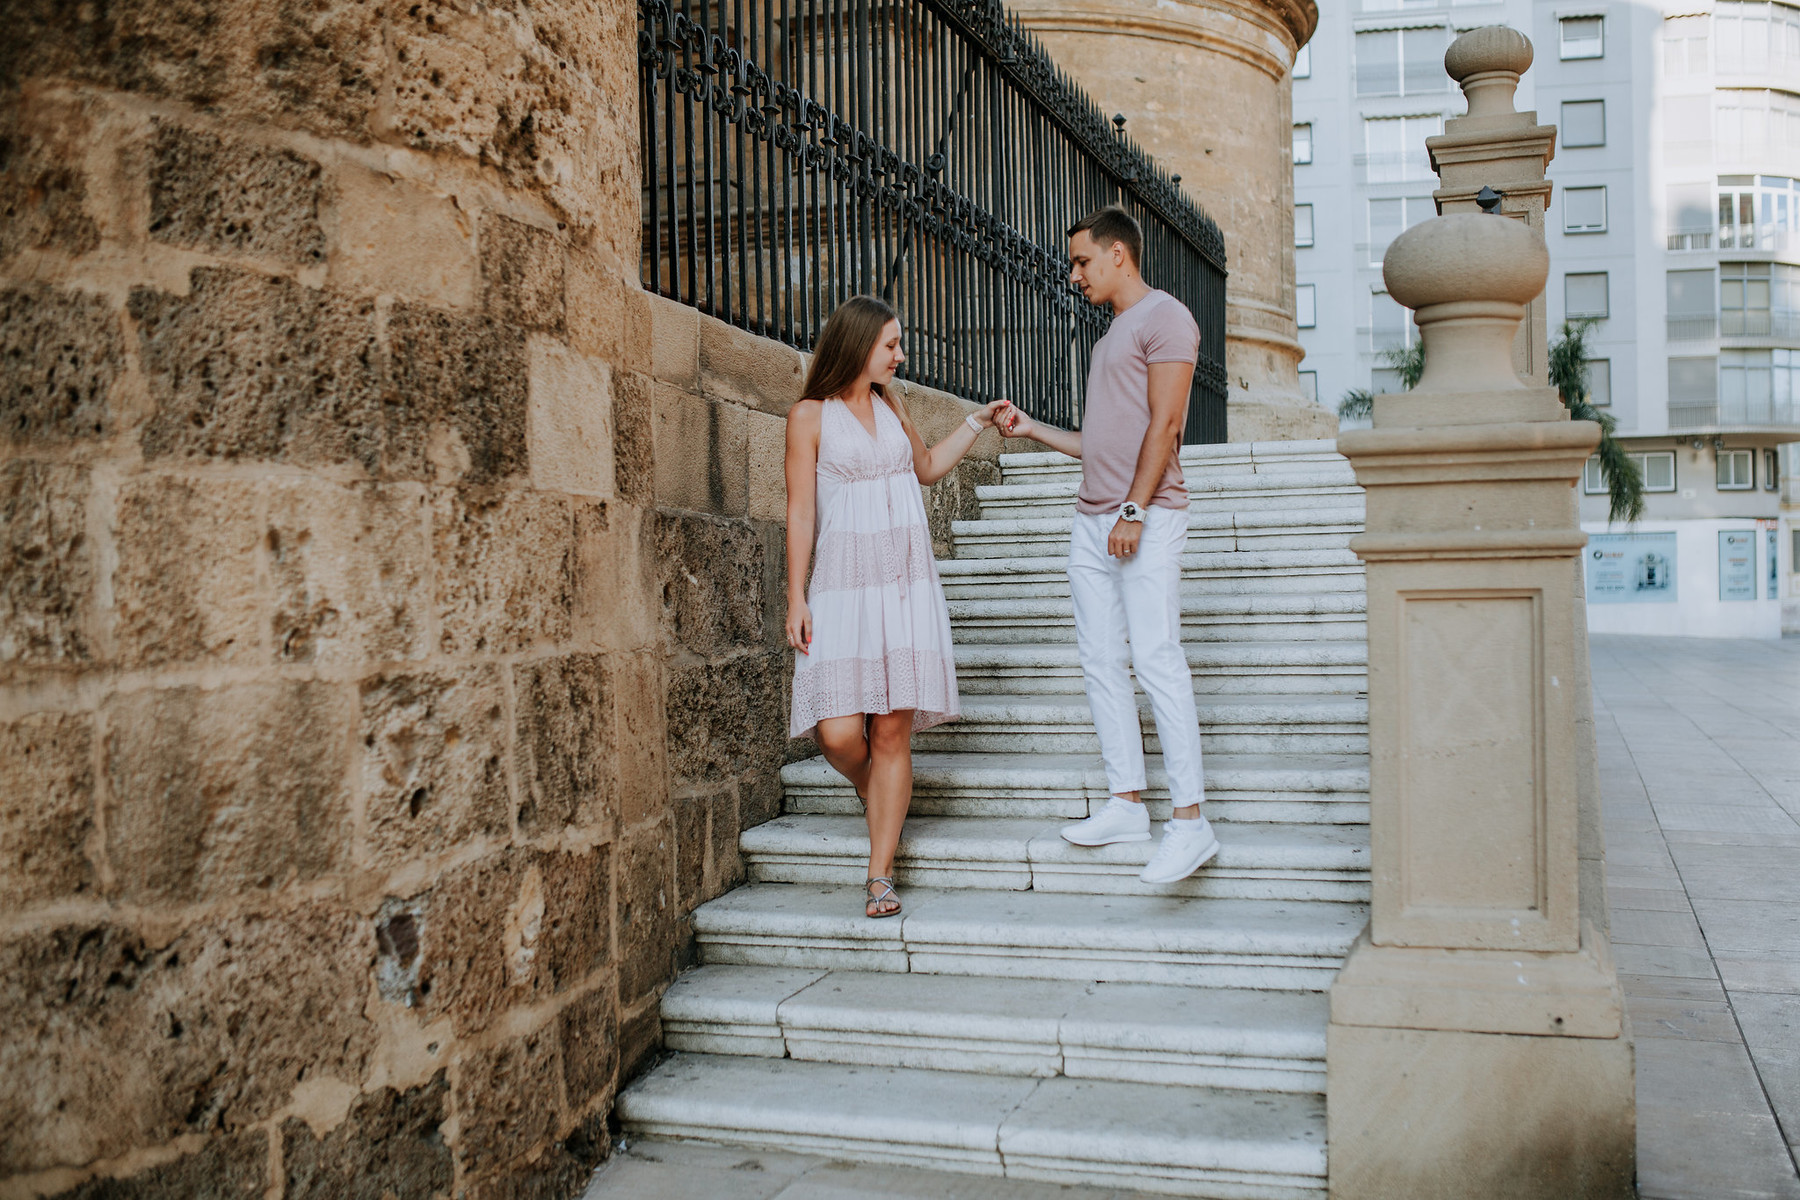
[1000,205,1218,885]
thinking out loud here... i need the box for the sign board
[1719,530,1756,601]
[1586,532,1678,604]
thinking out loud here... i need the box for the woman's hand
[999,407,1037,439]
[786,599,813,655]
[974,398,1015,430]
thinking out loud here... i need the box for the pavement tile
[1667,845,1800,902]
[1636,1110,1800,1200]
[1652,805,1800,837]
[1729,992,1800,1150]
[1719,956,1800,996]
[1692,898,1800,956]
[1608,887,1696,914]
[1624,997,1743,1043]
[1614,941,1722,980]
[1620,972,1727,1003]
[1611,907,1710,951]
[1637,1036,1780,1117]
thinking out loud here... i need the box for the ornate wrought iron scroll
[638,0,1229,442]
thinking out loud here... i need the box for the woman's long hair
[800,296,900,406]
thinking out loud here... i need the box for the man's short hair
[1067,205,1143,266]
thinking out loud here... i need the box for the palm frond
[1337,388,1373,421]
[1548,319,1644,524]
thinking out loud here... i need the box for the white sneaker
[1138,816,1221,884]
[1060,797,1151,846]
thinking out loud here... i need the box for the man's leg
[1060,511,1151,846]
[1120,506,1218,883]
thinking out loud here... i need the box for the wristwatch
[1117,501,1144,523]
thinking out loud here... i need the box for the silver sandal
[865,876,901,919]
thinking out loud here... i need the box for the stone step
[780,751,1371,824]
[916,693,1369,756]
[660,966,1331,1094]
[949,592,1367,644]
[693,883,1367,990]
[950,510,1364,560]
[998,438,1345,481]
[740,814,1370,901]
[937,550,1366,599]
[617,1054,1327,1197]
[974,473,1363,519]
[952,640,1367,696]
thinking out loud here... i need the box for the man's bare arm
[1001,409,1083,458]
[1124,361,1193,506]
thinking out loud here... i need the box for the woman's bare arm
[784,400,823,653]
[890,395,1012,485]
[999,408,1082,459]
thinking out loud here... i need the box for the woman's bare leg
[814,714,873,802]
[863,710,915,913]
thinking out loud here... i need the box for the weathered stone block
[653,386,747,516]
[646,292,698,390]
[432,488,579,655]
[0,461,92,669]
[618,824,675,1004]
[699,312,803,416]
[0,0,229,106]
[358,668,510,869]
[482,213,565,333]
[281,1071,452,1200]
[251,0,385,138]
[558,986,618,1112]
[537,845,612,993]
[327,163,476,308]
[0,97,101,260]
[672,792,709,912]
[565,254,644,373]
[0,906,376,1173]
[611,651,669,827]
[710,789,745,900]
[411,851,524,1036]
[739,774,783,829]
[527,336,613,498]
[0,284,119,446]
[47,1129,268,1200]
[111,475,263,668]
[132,268,385,472]
[463,1113,608,1200]
[455,1023,563,1177]
[387,302,530,484]
[665,650,789,786]
[653,511,764,654]
[267,479,430,665]
[514,654,613,836]
[616,997,663,1084]
[747,408,788,521]
[571,502,656,653]
[0,710,96,909]
[611,370,653,506]
[103,680,353,904]
[148,121,324,263]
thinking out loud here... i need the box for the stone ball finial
[1383,213,1548,392]
[1444,26,1533,118]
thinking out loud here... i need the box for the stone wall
[0,4,998,1195]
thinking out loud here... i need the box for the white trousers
[1067,507,1206,808]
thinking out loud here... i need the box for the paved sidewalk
[1591,635,1800,1200]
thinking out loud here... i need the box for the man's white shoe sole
[1060,830,1152,847]
[1139,836,1222,885]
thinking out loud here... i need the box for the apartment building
[1294,0,1800,636]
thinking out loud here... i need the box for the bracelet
[964,413,984,434]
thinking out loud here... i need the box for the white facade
[1293,0,1800,636]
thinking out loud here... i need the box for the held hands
[1108,516,1143,559]
[972,398,1015,431]
[997,403,1035,440]
[786,599,812,655]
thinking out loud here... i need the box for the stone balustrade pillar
[1324,174,1635,1200]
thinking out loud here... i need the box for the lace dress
[789,396,960,738]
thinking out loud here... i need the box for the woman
[785,296,1012,918]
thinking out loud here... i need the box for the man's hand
[1108,516,1143,559]
[999,407,1034,439]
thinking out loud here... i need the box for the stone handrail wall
[0,3,999,1194]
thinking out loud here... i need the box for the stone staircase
[618,439,1370,1198]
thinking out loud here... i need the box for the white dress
[789,396,960,738]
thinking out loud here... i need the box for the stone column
[1427,26,1557,385]
[1325,210,1635,1197]
[1009,0,1332,441]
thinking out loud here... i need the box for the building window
[1295,203,1315,248]
[1564,186,1608,233]
[1299,370,1318,403]
[1717,448,1755,489]
[1294,43,1311,78]
[1561,100,1607,147]
[1715,0,1800,77]
[1297,284,1317,328]
[1370,290,1411,352]
[1669,355,1720,427]
[1293,123,1313,165]
[1585,359,1612,406]
[1667,268,1717,340]
[1720,348,1799,423]
[1362,115,1443,183]
[1565,272,1610,319]
[1662,14,1709,75]
[1663,95,1713,168]
[1766,448,1781,491]
[1721,262,1772,335]
[1367,196,1433,265]
[1587,452,1676,494]
[1560,16,1604,59]
[1355,27,1449,97]
[1716,93,1800,169]
[1666,183,1714,250]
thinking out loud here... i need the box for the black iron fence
[636,0,1229,443]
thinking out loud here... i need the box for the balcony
[1721,312,1800,340]
[1669,395,1800,432]
[1667,315,1718,342]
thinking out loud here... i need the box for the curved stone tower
[1009,0,1326,440]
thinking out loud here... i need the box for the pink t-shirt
[1075,289,1200,515]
